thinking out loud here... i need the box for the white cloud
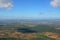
[0,0,13,9]
[50,0,60,7]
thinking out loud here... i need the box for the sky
[0,0,60,19]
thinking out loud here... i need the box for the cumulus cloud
[0,0,13,9]
[50,0,60,7]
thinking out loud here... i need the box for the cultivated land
[0,19,60,40]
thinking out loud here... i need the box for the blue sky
[0,0,60,19]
